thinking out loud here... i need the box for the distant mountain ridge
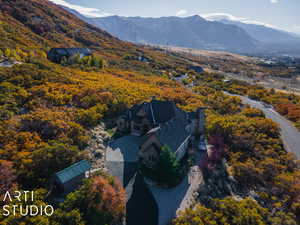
[63,7,258,53]
[203,14,300,45]
[63,6,300,55]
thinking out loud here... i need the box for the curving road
[225,92,300,159]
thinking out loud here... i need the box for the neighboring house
[47,48,92,63]
[188,65,204,73]
[117,99,206,168]
[138,55,149,63]
[223,79,232,83]
[174,74,188,82]
[52,160,91,194]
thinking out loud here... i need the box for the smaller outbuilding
[47,48,92,63]
[52,160,91,194]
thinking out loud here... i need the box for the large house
[117,99,206,167]
[47,48,92,63]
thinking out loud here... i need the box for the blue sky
[50,0,300,34]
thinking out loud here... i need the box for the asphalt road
[225,92,300,158]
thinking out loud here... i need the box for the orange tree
[60,174,126,225]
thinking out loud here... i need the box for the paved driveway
[147,150,204,225]
[107,135,145,162]
[106,135,145,187]
[126,173,158,225]
[106,135,159,225]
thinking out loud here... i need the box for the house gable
[139,134,162,166]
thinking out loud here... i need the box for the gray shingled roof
[149,118,191,153]
[188,111,197,120]
[149,100,176,124]
[55,160,91,184]
[49,48,92,57]
[127,100,186,125]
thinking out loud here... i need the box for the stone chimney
[196,107,206,136]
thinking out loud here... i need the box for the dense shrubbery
[276,103,300,129]
[222,79,300,130]
[0,160,17,198]
[0,1,299,223]
[61,54,104,71]
[0,174,125,225]
[0,52,299,224]
[0,57,203,191]
[184,72,300,224]
[174,197,298,225]
[60,174,125,225]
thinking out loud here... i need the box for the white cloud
[49,0,111,18]
[201,13,279,29]
[270,0,279,3]
[176,9,188,17]
[291,25,300,35]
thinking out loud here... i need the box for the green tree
[51,209,85,225]
[19,141,84,188]
[174,197,298,225]
[157,146,182,185]
[60,56,68,66]
[141,146,183,187]
[4,48,11,58]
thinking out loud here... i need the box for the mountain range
[63,7,300,55]
[203,14,300,45]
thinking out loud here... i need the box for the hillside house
[188,65,204,73]
[47,48,92,63]
[139,118,191,167]
[117,99,206,167]
[117,99,187,136]
[52,160,91,193]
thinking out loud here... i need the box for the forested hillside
[0,1,204,224]
[0,0,299,225]
[0,0,190,75]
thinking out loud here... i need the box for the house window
[149,155,156,162]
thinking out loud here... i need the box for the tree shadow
[126,173,158,225]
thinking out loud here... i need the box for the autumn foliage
[0,160,16,199]
[61,174,126,225]
[174,197,298,225]
[0,0,300,224]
